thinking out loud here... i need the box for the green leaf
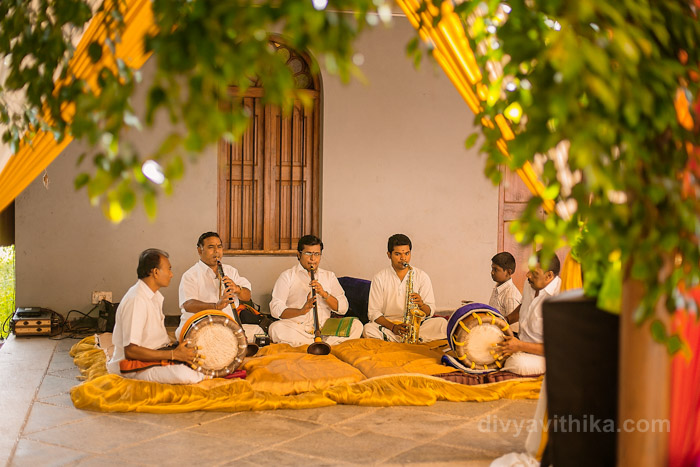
[88,41,103,63]
[464,133,479,149]
[74,173,90,190]
[143,192,157,220]
[650,320,667,343]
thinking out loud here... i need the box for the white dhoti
[362,317,447,343]
[119,364,205,384]
[268,319,363,347]
[502,351,546,375]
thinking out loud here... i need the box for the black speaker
[542,289,619,467]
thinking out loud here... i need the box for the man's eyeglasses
[302,252,322,257]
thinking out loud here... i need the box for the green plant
[0,245,15,339]
[0,0,389,221]
[457,0,700,351]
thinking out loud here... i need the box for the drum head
[447,303,513,373]
[181,311,248,378]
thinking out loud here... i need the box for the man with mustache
[175,232,263,344]
[108,248,204,383]
[268,235,362,346]
[495,251,561,375]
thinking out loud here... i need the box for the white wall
[15,18,498,317]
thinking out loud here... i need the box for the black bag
[237,300,276,334]
[97,301,118,333]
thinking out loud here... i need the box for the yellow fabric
[0,0,156,213]
[560,251,584,292]
[242,344,365,395]
[395,0,554,214]
[70,336,542,413]
[331,338,454,378]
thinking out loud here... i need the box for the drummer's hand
[494,335,521,359]
[174,340,202,365]
[392,322,410,336]
[222,276,242,295]
[309,280,327,299]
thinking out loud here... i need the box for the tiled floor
[0,335,537,466]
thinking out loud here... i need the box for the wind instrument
[217,260,258,357]
[307,266,331,355]
[401,262,426,344]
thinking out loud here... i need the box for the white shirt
[269,263,349,329]
[176,260,252,338]
[518,276,562,344]
[367,266,436,323]
[107,280,170,374]
[489,278,522,317]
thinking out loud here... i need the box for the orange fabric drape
[395,0,554,213]
[669,301,700,467]
[0,0,156,213]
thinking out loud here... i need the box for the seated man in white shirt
[496,251,562,375]
[268,235,362,347]
[175,232,263,344]
[107,249,204,384]
[363,233,447,342]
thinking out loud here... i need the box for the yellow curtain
[0,0,156,213]
[395,0,554,213]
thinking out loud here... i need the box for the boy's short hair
[536,250,561,276]
[388,234,412,252]
[491,252,516,274]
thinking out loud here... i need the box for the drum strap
[119,359,176,373]
[119,345,178,373]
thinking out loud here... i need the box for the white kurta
[503,276,561,375]
[107,280,203,384]
[268,263,361,346]
[175,260,261,343]
[364,266,446,342]
[489,278,522,333]
[489,278,522,318]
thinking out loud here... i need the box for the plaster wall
[15,18,499,317]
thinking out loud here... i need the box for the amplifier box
[12,308,54,336]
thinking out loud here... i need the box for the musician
[107,249,204,384]
[495,251,561,375]
[363,233,446,342]
[489,251,522,332]
[268,235,362,346]
[174,232,263,343]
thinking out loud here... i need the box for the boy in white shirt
[488,252,522,329]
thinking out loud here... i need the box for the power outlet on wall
[92,291,112,304]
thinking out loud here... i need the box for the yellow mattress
[70,336,542,413]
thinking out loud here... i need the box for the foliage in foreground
[0,245,15,340]
[0,0,390,220]
[459,0,700,351]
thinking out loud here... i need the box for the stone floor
[0,334,537,466]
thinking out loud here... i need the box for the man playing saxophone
[363,233,447,342]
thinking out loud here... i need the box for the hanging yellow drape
[0,0,157,213]
[395,0,554,213]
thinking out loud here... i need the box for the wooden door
[498,168,569,291]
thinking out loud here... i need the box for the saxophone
[401,263,426,344]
